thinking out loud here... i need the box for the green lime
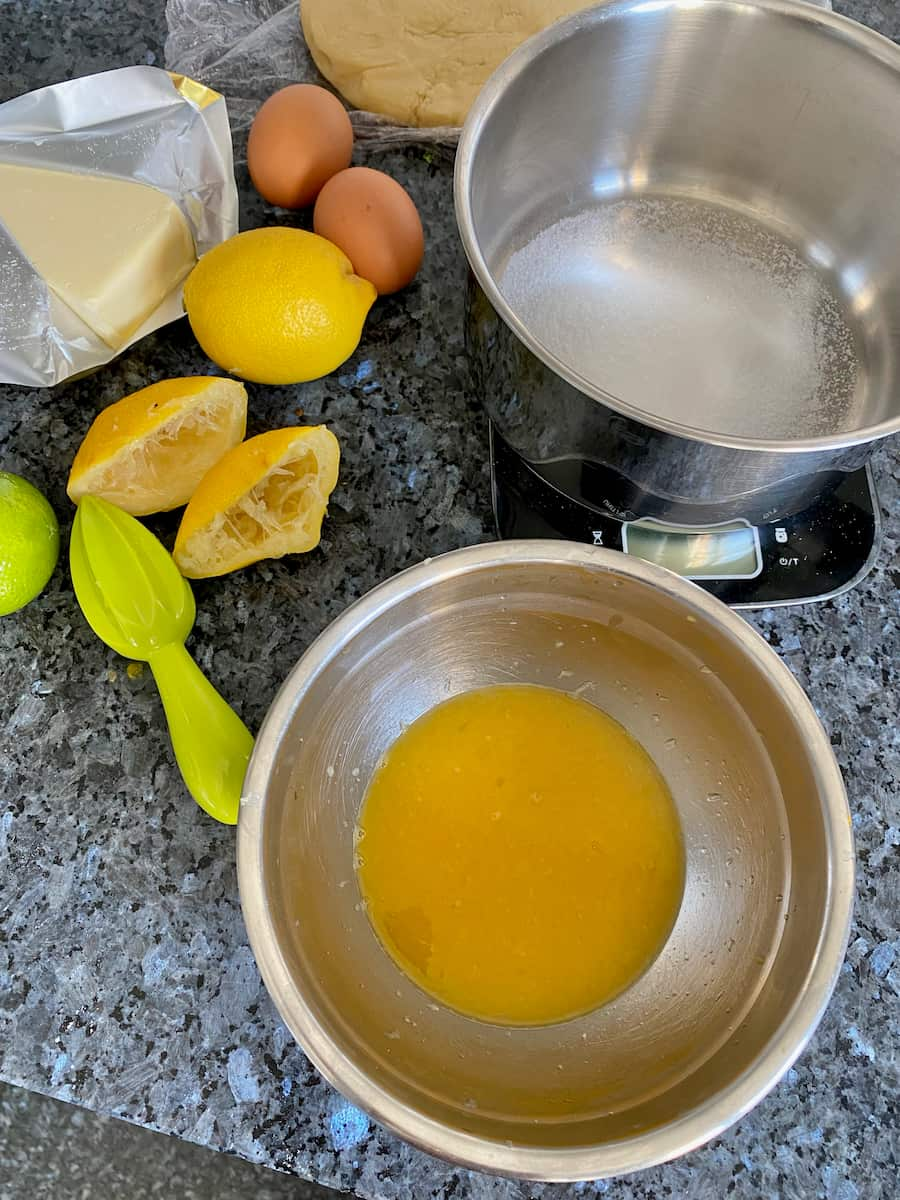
[0,472,60,616]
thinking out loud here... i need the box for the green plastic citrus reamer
[69,495,254,824]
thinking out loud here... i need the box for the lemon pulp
[356,684,685,1026]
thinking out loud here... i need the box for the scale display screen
[488,427,879,605]
[622,519,762,580]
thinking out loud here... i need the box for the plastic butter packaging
[0,66,238,387]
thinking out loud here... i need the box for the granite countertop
[1,3,898,1198]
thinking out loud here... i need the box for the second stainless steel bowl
[238,543,853,1179]
[456,0,900,522]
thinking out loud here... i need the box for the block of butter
[0,67,238,388]
[0,164,196,352]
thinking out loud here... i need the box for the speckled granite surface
[0,1078,336,1200]
[1,2,897,1198]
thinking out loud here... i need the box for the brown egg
[247,84,353,209]
[313,167,424,295]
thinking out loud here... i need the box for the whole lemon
[0,472,59,616]
[184,228,376,385]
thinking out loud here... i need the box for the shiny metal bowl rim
[237,542,853,1180]
[454,0,900,455]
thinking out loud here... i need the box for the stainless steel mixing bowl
[455,0,900,523]
[238,543,853,1179]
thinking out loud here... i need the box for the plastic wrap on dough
[164,0,461,151]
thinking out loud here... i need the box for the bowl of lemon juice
[238,541,852,1179]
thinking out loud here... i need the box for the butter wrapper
[0,66,238,388]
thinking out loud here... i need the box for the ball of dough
[300,0,590,128]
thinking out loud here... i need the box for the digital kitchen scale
[491,427,881,608]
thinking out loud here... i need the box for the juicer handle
[148,641,254,825]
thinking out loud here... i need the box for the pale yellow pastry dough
[301,0,589,127]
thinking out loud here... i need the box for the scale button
[774,526,788,544]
